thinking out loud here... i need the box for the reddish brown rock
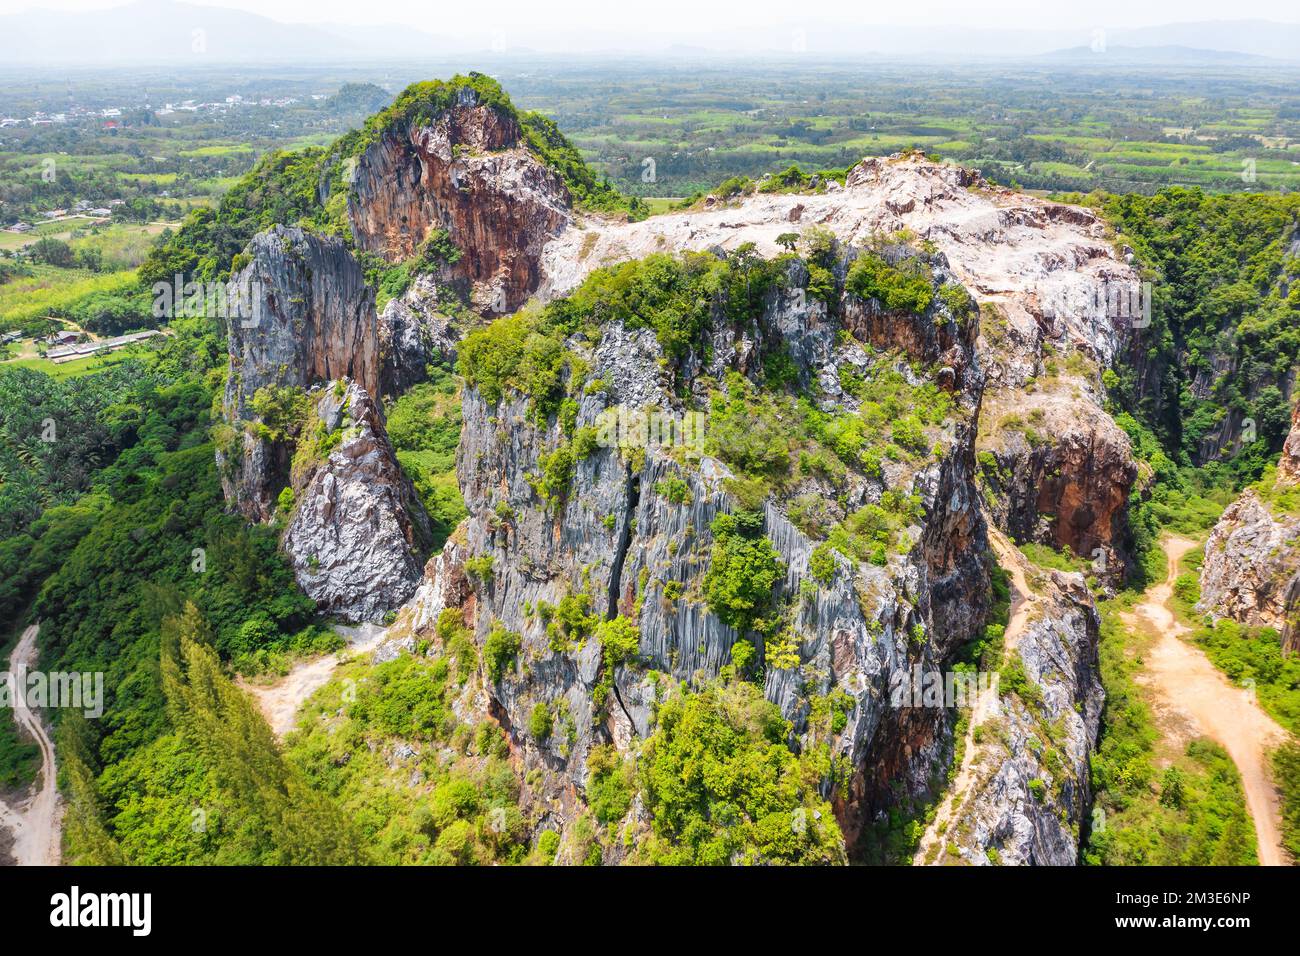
[1198,401,1300,647]
[978,391,1137,584]
[348,94,571,314]
[220,225,380,522]
[1279,401,1300,484]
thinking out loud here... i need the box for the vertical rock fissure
[606,466,640,620]
[605,464,640,732]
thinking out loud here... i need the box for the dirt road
[1127,536,1291,866]
[915,529,1037,863]
[242,623,388,738]
[0,624,62,866]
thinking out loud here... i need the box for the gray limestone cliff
[217,225,431,621]
[282,381,432,620]
[389,248,994,855]
[213,121,1119,862]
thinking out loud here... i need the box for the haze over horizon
[4,0,1300,32]
[3,0,1300,62]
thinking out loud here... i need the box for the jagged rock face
[1279,401,1300,485]
[220,225,380,521]
[1188,350,1255,464]
[394,259,990,852]
[377,274,461,395]
[1199,407,1300,647]
[925,568,1102,866]
[978,389,1137,585]
[349,91,571,314]
[538,152,1141,580]
[1198,490,1300,640]
[218,226,431,621]
[282,382,432,622]
[542,154,1135,367]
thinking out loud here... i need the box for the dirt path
[242,623,388,738]
[915,529,1037,863]
[1126,535,1291,867]
[0,624,62,866]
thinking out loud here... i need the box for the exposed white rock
[541,154,1136,372]
[282,382,432,622]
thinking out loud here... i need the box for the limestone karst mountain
[198,73,1173,863]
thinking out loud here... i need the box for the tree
[703,511,784,637]
[27,237,75,268]
[637,680,845,865]
[160,602,365,864]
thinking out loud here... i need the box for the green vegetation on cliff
[635,679,845,865]
[1102,188,1300,477]
[141,73,644,287]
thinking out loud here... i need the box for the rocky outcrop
[220,225,380,521]
[377,273,461,395]
[920,563,1102,866]
[978,389,1137,586]
[217,225,431,621]
[1198,491,1300,635]
[349,88,571,314]
[392,250,991,854]
[282,382,432,621]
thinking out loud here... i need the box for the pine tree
[159,602,366,864]
[56,713,124,866]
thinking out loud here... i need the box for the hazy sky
[4,0,1299,34]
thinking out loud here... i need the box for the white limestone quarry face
[540,153,1138,376]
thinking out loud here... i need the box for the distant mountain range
[0,0,479,63]
[1,2,1298,65]
[1039,44,1278,65]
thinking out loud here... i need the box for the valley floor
[1125,536,1291,866]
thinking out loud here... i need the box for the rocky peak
[347,85,572,314]
[220,225,380,521]
[217,225,430,621]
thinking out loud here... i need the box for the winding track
[0,624,62,866]
[1126,536,1291,866]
